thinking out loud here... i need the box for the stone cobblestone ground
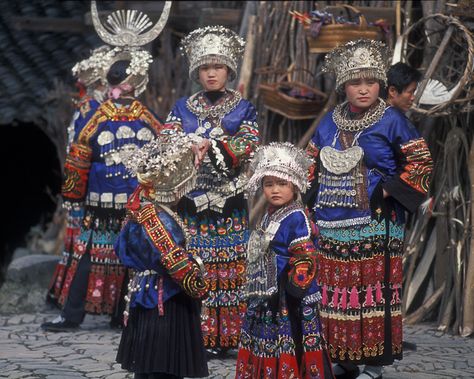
[0,311,473,378]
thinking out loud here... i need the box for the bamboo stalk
[404,281,446,325]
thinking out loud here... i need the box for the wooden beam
[324,5,397,25]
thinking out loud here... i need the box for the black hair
[387,62,422,94]
[106,60,131,85]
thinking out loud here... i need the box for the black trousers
[61,251,91,324]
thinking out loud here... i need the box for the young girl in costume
[305,39,433,379]
[164,25,259,354]
[236,142,334,379]
[115,131,209,379]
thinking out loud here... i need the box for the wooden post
[237,15,257,98]
[461,134,474,337]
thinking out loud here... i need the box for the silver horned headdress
[322,39,391,91]
[90,1,172,96]
[122,131,197,204]
[71,45,112,87]
[180,25,245,82]
[247,142,312,196]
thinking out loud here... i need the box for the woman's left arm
[285,212,318,299]
[382,117,433,213]
[207,103,260,173]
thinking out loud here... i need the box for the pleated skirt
[116,292,209,377]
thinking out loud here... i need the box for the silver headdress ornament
[90,1,172,96]
[322,39,391,91]
[247,142,312,196]
[122,131,197,204]
[180,25,245,82]
[71,45,112,86]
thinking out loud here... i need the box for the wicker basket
[259,81,328,120]
[306,5,383,53]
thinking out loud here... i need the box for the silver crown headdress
[122,130,197,204]
[91,1,172,96]
[71,45,112,87]
[322,39,391,91]
[247,142,312,196]
[180,25,245,82]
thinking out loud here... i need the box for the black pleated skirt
[116,292,209,377]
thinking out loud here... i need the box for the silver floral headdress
[247,142,312,196]
[180,25,245,82]
[122,130,197,204]
[322,39,391,91]
[71,45,112,86]
[90,1,172,96]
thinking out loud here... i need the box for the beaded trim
[332,99,386,132]
[316,216,372,228]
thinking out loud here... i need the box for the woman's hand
[192,139,211,168]
[383,189,390,198]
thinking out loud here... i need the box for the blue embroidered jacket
[115,209,185,309]
[247,202,319,301]
[62,99,162,209]
[307,106,433,227]
[164,91,259,211]
[115,200,207,309]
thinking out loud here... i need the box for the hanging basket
[258,80,327,120]
[306,5,384,54]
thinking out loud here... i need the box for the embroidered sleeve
[61,142,93,203]
[383,136,433,213]
[303,140,321,210]
[285,212,317,299]
[163,108,184,132]
[208,105,260,172]
[136,204,208,299]
[139,107,164,135]
[306,140,320,182]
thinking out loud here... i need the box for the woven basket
[306,5,383,53]
[259,80,327,120]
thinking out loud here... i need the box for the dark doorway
[1,122,62,284]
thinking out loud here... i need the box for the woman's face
[198,63,228,92]
[344,78,380,109]
[262,176,295,208]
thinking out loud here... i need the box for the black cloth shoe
[334,363,360,379]
[41,317,79,332]
[206,349,220,360]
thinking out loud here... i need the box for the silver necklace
[186,89,242,121]
[333,98,386,132]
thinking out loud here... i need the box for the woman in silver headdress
[164,26,260,354]
[41,2,170,332]
[305,39,433,379]
[47,45,111,308]
[116,132,209,379]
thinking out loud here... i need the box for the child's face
[262,176,295,208]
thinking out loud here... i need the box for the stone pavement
[0,311,473,379]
